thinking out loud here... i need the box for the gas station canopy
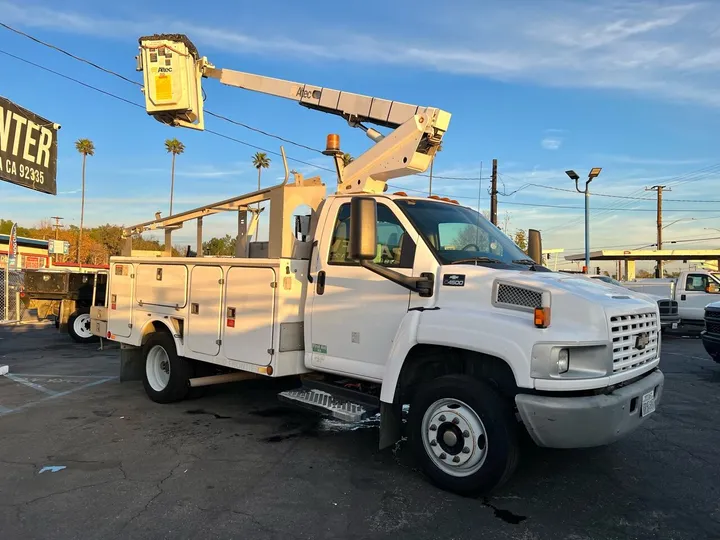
[565,249,720,262]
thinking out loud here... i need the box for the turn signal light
[534,307,551,328]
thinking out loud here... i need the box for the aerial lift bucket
[136,34,205,130]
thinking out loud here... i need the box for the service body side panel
[187,265,223,356]
[223,266,276,366]
[136,263,188,308]
[107,262,134,338]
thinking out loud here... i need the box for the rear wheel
[67,311,96,343]
[142,332,191,403]
[409,375,519,496]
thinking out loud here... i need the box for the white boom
[136,33,451,194]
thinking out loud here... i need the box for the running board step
[278,388,379,423]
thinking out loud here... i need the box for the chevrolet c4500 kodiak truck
[92,34,664,495]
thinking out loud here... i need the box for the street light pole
[566,168,602,273]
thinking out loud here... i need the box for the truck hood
[434,266,658,341]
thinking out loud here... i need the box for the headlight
[557,348,570,373]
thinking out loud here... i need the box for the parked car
[702,301,720,362]
[622,271,720,326]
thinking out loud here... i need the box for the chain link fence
[0,269,58,324]
[1,268,24,323]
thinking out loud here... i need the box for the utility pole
[50,216,64,264]
[646,185,670,277]
[50,216,63,240]
[490,159,498,225]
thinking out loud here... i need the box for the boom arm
[204,66,434,131]
[136,34,450,194]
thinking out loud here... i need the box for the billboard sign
[8,222,18,269]
[0,96,58,195]
[48,239,70,255]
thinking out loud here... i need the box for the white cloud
[3,1,720,107]
[541,137,562,150]
[590,154,707,166]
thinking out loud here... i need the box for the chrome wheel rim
[421,398,488,477]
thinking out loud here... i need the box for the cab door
[307,198,418,381]
[680,273,720,320]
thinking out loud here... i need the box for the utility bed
[95,257,311,378]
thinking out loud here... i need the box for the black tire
[67,310,96,343]
[409,375,519,496]
[142,332,192,404]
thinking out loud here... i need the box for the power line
[495,179,720,203]
[0,47,341,175]
[0,22,142,87]
[0,23,490,182]
[0,45,487,189]
[0,23,328,155]
[0,49,145,109]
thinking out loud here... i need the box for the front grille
[705,309,720,331]
[657,300,678,316]
[496,284,542,310]
[706,321,720,335]
[610,312,659,373]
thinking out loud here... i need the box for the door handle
[680,294,686,301]
[316,270,326,295]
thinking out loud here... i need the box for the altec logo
[158,67,173,73]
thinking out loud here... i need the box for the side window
[686,275,708,292]
[327,203,415,268]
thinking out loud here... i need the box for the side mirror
[707,284,720,294]
[528,229,543,265]
[350,197,377,261]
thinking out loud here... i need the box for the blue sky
[1,0,719,271]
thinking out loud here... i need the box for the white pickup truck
[92,33,665,496]
[622,270,720,326]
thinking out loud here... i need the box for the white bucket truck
[92,34,664,495]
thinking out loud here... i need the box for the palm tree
[74,138,95,265]
[165,138,185,215]
[251,152,271,235]
[342,153,354,167]
[252,152,271,190]
[428,142,443,196]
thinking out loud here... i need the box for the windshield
[395,199,530,267]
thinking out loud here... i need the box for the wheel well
[141,320,173,345]
[395,345,519,403]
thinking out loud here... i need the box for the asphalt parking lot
[1,324,719,540]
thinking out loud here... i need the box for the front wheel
[67,311,96,343]
[409,375,519,496]
[142,332,191,404]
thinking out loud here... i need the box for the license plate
[672,322,678,330]
[641,390,656,417]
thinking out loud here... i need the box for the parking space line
[5,374,58,396]
[9,374,113,379]
[664,352,710,362]
[0,377,118,417]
